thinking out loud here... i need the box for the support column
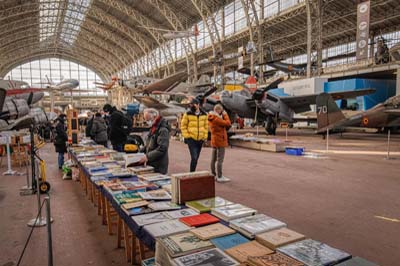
[396,69,400,95]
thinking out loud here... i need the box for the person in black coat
[103,104,127,152]
[54,115,68,169]
[139,108,170,174]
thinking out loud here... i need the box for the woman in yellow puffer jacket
[180,98,208,172]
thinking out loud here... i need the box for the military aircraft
[132,96,186,122]
[316,93,400,134]
[219,77,375,135]
[0,88,56,131]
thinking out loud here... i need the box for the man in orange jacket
[208,104,231,182]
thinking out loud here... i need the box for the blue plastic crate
[285,147,304,156]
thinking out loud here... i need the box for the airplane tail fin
[316,93,345,131]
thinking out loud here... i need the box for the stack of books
[229,214,287,239]
[211,203,257,221]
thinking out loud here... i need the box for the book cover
[173,248,239,266]
[225,241,274,263]
[277,239,352,266]
[122,200,149,210]
[335,256,378,266]
[256,227,306,250]
[158,232,214,257]
[247,252,304,266]
[230,214,286,238]
[178,175,215,204]
[138,190,171,200]
[179,213,220,227]
[210,233,250,250]
[113,191,142,204]
[148,201,181,211]
[211,204,257,221]
[190,223,236,240]
[132,212,171,227]
[140,174,171,182]
[141,257,155,266]
[122,207,152,216]
[186,197,234,213]
[166,209,198,219]
[144,219,190,238]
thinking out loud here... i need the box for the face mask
[146,120,153,127]
[190,106,197,112]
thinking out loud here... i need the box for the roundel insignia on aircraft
[362,117,369,126]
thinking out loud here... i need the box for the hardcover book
[166,208,198,219]
[277,239,351,266]
[256,227,306,250]
[210,233,250,250]
[138,190,172,200]
[173,248,239,266]
[247,252,305,266]
[186,197,234,213]
[158,232,214,257]
[148,201,181,211]
[229,214,287,239]
[211,204,257,221]
[179,213,220,227]
[335,257,378,266]
[132,212,171,227]
[225,241,274,263]
[122,206,152,216]
[171,171,215,204]
[144,219,190,238]
[122,200,149,210]
[190,223,236,240]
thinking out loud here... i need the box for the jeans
[58,153,64,168]
[211,147,225,178]
[187,139,204,172]
[112,143,124,152]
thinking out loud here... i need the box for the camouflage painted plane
[316,93,400,134]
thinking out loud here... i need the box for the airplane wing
[133,96,169,109]
[143,72,187,93]
[280,88,375,113]
[1,116,35,131]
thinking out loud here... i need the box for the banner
[356,0,370,60]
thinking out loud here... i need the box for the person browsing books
[90,112,108,147]
[180,98,208,172]
[53,114,68,169]
[138,108,170,174]
[208,104,231,182]
[103,104,127,152]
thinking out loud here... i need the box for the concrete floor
[1,129,399,266]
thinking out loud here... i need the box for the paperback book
[144,219,190,238]
[179,213,220,227]
[173,248,239,266]
[190,223,236,240]
[210,233,250,250]
[158,232,214,257]
[246,252,305,266]
[166,208,198,219]
[335,256,378,266]
[277,239,351,266]
[148,201,181,211]
[229,214,287,239]
[141,257,155,266]
[256,227,306,250]
[211,203,257,221]
[132,211,171,227]
[138,190,171,200]
[225,241,273,263]
[186,196,234,213]
[122,200,149,210]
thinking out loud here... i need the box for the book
[128,165,154,175]
[122,200,149,210]
[155,240,179,266]
[124,153,146,167]
[246,252,305,266]
[158,232,214,257]
[166,208,198,219]
[153,179,171,188]
[113,191,142,204]
[335,257,378,266]
[229,214,287,239]
[139,174,171,182]
[138,190,171,200]
[225,241,274,263]
[122,206,152,216]
[186,196,234,213]
[171,171,215,204]
[144,219,190,238]
[277,239,352,266]
[190,223,236,240]
[179,213,220,227]
[121,181,151,191]
[141,257,155,266]
[132,212,171,227]
[256,228,306,250]
[211,204,257,221]
[148,201,181,211]
[210,233,250,250]
[173,248,239,266]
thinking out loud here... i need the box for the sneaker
[216,176,231,183]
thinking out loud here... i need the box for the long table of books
[69,141,378,266]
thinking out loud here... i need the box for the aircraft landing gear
[265,117,277,135]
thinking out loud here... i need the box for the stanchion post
[386,129,391,160]
[326,128,329,153]
[27,159,46,227]
[4,135,17,175]
[45,197,53,266]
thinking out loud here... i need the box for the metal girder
[0,41,116,75]
[306,0,323,77]
[0,48,111,80]
[86,5,162,74]
[96,0,176,72]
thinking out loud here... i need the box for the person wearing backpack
[54,114,68,169]
[138,108,170,174]
[103,104,127,152]
[85,112,94,139]
[91,112,108,147]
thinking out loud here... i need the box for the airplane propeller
[252,77,284,101]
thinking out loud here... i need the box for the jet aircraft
[316,93,400,134]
